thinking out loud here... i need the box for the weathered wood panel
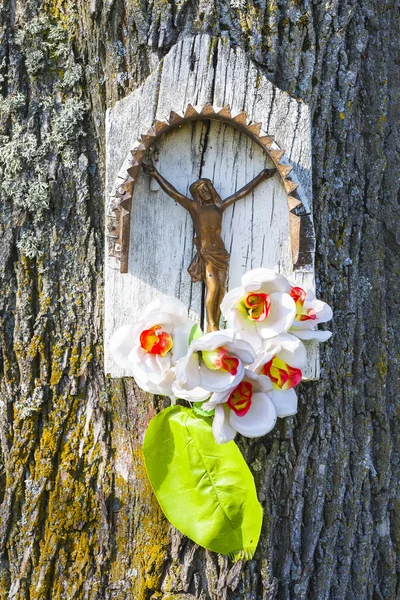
[105,35,317,378]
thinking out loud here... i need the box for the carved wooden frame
[106,102,313,274]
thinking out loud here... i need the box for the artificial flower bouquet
[110,268,332,560]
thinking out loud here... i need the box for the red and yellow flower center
[227,381,253,416]
[202,347,239,375]
[290,286,317,322]
[261,357,302,390]
[243,292,271,321]
[140,325,173,357]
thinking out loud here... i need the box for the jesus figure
[142,163,276,331]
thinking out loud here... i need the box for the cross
[142,164,276,332]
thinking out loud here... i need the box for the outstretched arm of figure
[222,168,277,210]
[142,163,193,212]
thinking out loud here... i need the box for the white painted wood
[105,34,319,379]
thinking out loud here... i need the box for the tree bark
[0,1,399,599]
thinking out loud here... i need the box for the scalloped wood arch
[107,103,305,274]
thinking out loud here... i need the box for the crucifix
[142,163,276,332]
[105,38,318,380]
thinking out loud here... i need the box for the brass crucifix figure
[142,164,276,332]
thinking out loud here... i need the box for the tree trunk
[0,1,398,599]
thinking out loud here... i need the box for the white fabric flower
[288,286,332,341]
[251,333,307,418]
[201,370,277,444]
[220,268,296,352]
[109,297,194,396]
[173,330,256,397]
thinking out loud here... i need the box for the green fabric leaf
[193,402,215,417]
[143,406,263,560]
[188,323,203,344]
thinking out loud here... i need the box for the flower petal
[172,319,196,363]
[203,390,231,409]
[240,369,273,394]
[143,296,188,325]
[241,268,291,294]
[291,329,332,341]
[265,333,307,369]
[109,324,136,370]
[189,330,235,353]
[312,300,333,323]
[255,293,296,339]
[140,312,174,332]
[172,381,211,402]
[229,392,277,438]
[290,290,332,330]
[228,309,264,353]
[131,353,171,385]
[132,364,175,396]
[203,370,273,409]
[212,405,237,444]
[199,361,244,392]
[270,388,298,417]
[224,339,256,365]
[220,287,245,317]
[251,344,282,373]
[175,352,201,390]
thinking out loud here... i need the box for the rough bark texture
[0,1,399,599]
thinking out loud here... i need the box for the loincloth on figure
[188,238,229,283]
